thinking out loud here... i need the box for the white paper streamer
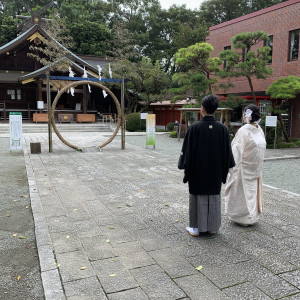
[97,65,102,81]
[102,90,108,98]
[108,63,112,79]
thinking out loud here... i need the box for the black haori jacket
[178,116,235,195]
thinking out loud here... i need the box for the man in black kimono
[178,95,235,236]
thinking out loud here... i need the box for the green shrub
[125,113,146,132]
[166,122,175,131]
[276,142,296,148]
[294,140,300,146]
[169,131,177,138]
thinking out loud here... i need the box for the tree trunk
[247,76,256,102]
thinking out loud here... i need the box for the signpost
[146,114,156,149]
[9,112,22,152]
[265,116,277,149]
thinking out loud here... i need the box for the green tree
[266,75,300,142]
[68,20,110,56]
[218,31,273,102]
[172,42,222,101]
[0,16,17,46]
[107,57,170,113]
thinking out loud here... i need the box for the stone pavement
[22,132,300,300]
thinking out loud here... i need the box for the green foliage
[218,95,246,109]
[0,16,17,46]
[125,113,146,132]
[172,42,222,100]
[166,122,175,131]
[218,31,273,100]
[169,131,177,138]
[68,21,111,56]
[266,76,300,100]
[108,57,170,113]
[276,142,298,148]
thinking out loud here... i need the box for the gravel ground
[0,138,44,300]
[263,159,300,194]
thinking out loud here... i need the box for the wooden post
[225,109,229,128]
[178,111,182,142]
[121,77,125,149]
[46,71,52,153]
[83,85,87,114]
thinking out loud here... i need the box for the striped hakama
[189,194,221,233]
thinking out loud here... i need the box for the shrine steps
[0,123,112,134]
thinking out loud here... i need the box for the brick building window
[289,29,299,61]
[258,100,272,115]
[223,45,231,68]
[264,35,273,63]
[242,47,249,62]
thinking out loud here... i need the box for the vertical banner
[146,114,156,147]
[9,112,22,151]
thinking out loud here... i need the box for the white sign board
[37,101,44,109]
[140,113,148,119]
[265,116,277,127]
[146,114,156,147]
[9,112,22,151]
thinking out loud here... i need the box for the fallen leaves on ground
[109,274,116,277]
[66,235,70,239]
[19,236,26,239]
[109,226,115,229]
[17,276,21,281]
[106,239,110,243]
[195,265,203,271]
[80,266,87,270]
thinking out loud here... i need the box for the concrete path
[22,132,300,299]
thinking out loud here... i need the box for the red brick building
[207,0,300,138]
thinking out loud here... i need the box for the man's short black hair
[201,95,219,114]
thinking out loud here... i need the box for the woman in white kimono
[225,104,266,225]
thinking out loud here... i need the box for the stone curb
[23,138,66,300]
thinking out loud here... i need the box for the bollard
[30,142,41,154]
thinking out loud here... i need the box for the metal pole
[121,77,125,149]
[46,71,52,153]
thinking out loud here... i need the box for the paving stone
[73,219,103,238]
[99,224,135,244]
[42,204,67,218]
[50,231,83,254]
[223,282,272,299]
[41,269,64,300]
[130,264,186,299]
[46,215,75,233]
[64,276,107,300]
[279,270,300,289]
[149,248,197,278]
[118,214,149,231]
[107,287,149,300]
[56,250,95,283]
[187,255,246,289]
[38,245,57,272]
[235,260,299,299]
[81,235,117,261]
[175,274,229,300]
[92,257,138,294]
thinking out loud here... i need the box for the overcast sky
[159,0,204,10]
